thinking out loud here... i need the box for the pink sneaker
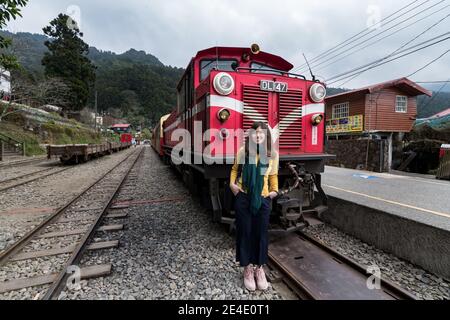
[243,266,256,292]
[255,267,269,291]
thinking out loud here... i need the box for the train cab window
[200,59,237,81]
[250,62,283,75]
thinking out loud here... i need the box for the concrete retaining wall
[326,139,389,172]
[322,196,450,280]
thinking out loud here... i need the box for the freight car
[152,114,171,157]
[154,45,334,232]
[47,141,131,164]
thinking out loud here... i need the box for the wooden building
[325,78,432,170]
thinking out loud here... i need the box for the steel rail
[0,167,55,184]
[0,157,47,169]
[0,146,132,192]
[299,232,417,300]
[43,148,144,300]
[268,231,417,300]
[0,167,72,192]
[0,149,140,266]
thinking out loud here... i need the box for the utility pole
[94,90,98,131]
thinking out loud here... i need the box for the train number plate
[260,80,288,93]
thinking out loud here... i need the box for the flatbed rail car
[47,142,131,164]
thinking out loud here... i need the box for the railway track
[0,156,48,169]
[267,231,417,300]
[0,148,144,300]
[0,167,72,192]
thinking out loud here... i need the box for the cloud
[6,0,450,88]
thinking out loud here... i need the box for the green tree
[42,14,96,111]
[0,0,28,70]
[142,128,152,140]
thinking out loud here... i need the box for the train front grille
[242,85,269,130]
[278,90,303,149]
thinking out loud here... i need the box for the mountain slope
[1,31,448,124]
[1,30,183,127]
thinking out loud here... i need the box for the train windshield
[112,126,131,134]
[250,62,284,75]
[200,59,237,80]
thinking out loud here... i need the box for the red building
[325,77,432,136]
[325,78,432,171]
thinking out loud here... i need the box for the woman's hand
[230,183,243,196]
[268,192,278,200]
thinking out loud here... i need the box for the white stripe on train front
[164,96,324,133]
[209,95,244,113]
[208,95,324,117]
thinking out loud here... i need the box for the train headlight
[311,114,324,126]
[217,108,231,123]
[310,83,326,102]
[213,72,235,96]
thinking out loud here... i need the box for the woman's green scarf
[242,146,269,215]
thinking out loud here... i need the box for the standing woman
[229,122,279,291]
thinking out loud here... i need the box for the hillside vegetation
[0,120,102,156]
[2,31,448,124]
[2,31,183,128]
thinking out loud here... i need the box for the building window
[396,95,408,113]
[332,102,349,119]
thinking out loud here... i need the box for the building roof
[111,124,131,128]
[326,77,432,100]
[429,108,450,119]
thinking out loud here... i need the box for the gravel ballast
[303,224,450,300]
[0,148,136,253]
[2,146,448,300]
[60,146,283,300]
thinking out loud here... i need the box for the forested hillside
[1,31,183,127]
[2,31,447,125]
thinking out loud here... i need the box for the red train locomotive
[153,45,334,232]
[111,124,133,144]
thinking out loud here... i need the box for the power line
[295,0,446,74]
[308,6,450,76]
[421,77,450,110]
[327,40,449,85]
[294,0,425,71]
[406,49,450,77]
[325,33,450,83]
[334,13,450,87]
[416,80,450,83]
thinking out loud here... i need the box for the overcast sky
[5,0,450,89]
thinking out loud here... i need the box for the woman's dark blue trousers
[234,192,271,267]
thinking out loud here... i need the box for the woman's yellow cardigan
[229,148,279,197]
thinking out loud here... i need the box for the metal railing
[0,132,26,161]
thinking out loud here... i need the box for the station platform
[322,166,450,231]
[320,166,450,280]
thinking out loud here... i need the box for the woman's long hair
[244,121,272,164]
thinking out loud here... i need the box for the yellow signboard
[326,115,364,134]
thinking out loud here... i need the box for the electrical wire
[325,33,450,84]
[420,77,450,110]
[334,13,450,86]
[308,6,450,75]
[295,0,446,74]
[406,49,450,77]
[294,0,426,71]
